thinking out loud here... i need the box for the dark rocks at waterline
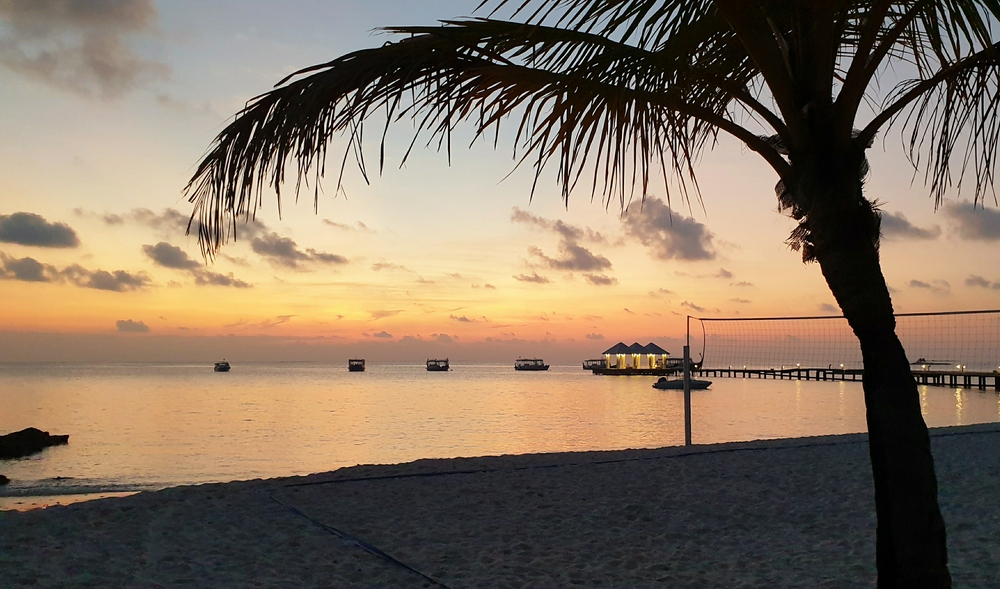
[0,474,8,485]
[0,427,69,460]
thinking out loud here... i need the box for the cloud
[820,303,839,313]
[730,298,751,304]
[584,273,617,286]
[250,233,347,269]
[323,219,375,234]
[370,309,403,320]
[527,243,612,272]
[0,0,167,98]
[908,279,950,295]
[622,199,716,261]
[716,268,733,279]
[372,262,410,272]
[511,208,607,244]
[585,333,605,340]
[450,315,473,323]
[433,334,455,344]
[681,301,707,313]
[514,272,551,284]
[192,270,251,289]
[880,211,941,240]
[944,202,1000,241]
[80,268,150,292]
[0,253,149,291]
[373,330,393,339]
[732,281,755,288]
[142,241,251,287]
[0,212,79,247]
[116,319,148,333]
[142,242,199,269]
[966,275,991,288]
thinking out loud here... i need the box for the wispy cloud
[0,252,151,291]
[622,199,716,261]
[908,279,951,295]
[584,273,617,286]
[323,219,375,234]
[0,212,79,248]
[370,309,403,320]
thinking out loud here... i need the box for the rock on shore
[0,427,69,460]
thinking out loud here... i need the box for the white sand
[1,423,998,588]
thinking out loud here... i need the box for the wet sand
[2,423,998,588]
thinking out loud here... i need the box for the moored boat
[348,358,366,372]
[652,376,711,390]
[426,358,450,371]
[515,358,549,371]
[582,359,605,370]
[214,360,231,372]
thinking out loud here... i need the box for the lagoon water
[2,362,998,501]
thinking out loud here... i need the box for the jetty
[694,366,999,391]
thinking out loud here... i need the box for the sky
[1,0,999,363]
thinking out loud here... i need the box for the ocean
[2,362,998,504]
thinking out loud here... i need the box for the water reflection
[0,363,997,492]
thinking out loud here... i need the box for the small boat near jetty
[348,358,366,372]
[426,358,450,372]
[214,360,231,372]
[515,358,549,371]
[582,359,605,370]
[652,376,711,390]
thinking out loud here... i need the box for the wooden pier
[694,367,1000,391]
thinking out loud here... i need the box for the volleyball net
[690,310,1000,373]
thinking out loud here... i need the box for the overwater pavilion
[602,342,671,369]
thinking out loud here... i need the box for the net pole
[684,316,692,446]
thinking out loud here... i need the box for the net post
[684,317,692,446]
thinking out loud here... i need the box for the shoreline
[2,423,999,587]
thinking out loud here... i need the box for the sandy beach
[2,423,998,588]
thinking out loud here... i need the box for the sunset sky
[2,0,999,363]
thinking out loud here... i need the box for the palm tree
[185,2,1000,586]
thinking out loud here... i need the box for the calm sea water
[1,362,998,501]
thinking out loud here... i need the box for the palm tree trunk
[809,199,951,588]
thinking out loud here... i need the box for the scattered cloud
[370,309,403,320]
[584,273,617,286]
[372,262,410,272]
[716,268,733,279]
[0,212,79,248]
[514,272,551,284]
[681,301,707,313]
[433,334,455,344]
[373,330,393,339]
[116,319,149,333]
[79,268,151,292]
[880,211,941,240]
[585,333,605,340]
[251,233,347,269]
[730,298,751,304]
[649,288,674,297]
[966,275,991,288]
[908,279,951,295]
[1,254,151,292]
[732,281,755,288]
[0,0,167,98]
[142,241,251,288]
[193,270,252,289]
[323,219,375,233]
[510,207,607,244]
[527,243,612,272]
[142,242,199,269]
[944,202,1000,241]
[450,315,473,323]
[820,303,839,313]
[513,207,615,280]
[622,199,716,261]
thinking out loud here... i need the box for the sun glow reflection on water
[1,362,997,497]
